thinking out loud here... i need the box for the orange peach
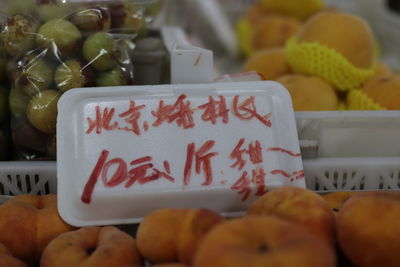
[321,191,360,212]
[0,194,74,265]
[298,12,375,69]
[247,186,336,244]
[41,226,142,267]
[137,208,224,264]
[244,2,269,25]
[0,242,27,267]
[243,47,292,80]
[337,191,400,267]
[372,62,392,78]
[277,74,338,111]
[361,74,400,109]
[193,216,336,267]
[253,15,301,51]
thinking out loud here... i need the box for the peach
[247,186,336,244]
[0,242,27,267]
[193,216,336,267]
[243,47,292,80]
[0,194,74,265]
[321,191,360,212]
[337,191,400,267]
[244,2,269,25]
[41,226,142,267]
[253,15,301,51]
[361,74,400,110]
[298,12,375,69]
[277,74,338,111]
[372,62,392,78]
[137,208,224,264]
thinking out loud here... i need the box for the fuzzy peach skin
[321,191,360,213]
[0,242,27,267]
[247,186,336,244]
[337,191,400,267]
[41,226,142,267]
[137,208,224,264]
[0,194,74,265]
[243,47,292,80]
[193,216,336,267]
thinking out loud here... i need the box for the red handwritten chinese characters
[85,94,272,136]
[81,94,303,205]
[81,150,175,204]
[230,138,267,201]
[229,139,305,201]
[184,141,218,187]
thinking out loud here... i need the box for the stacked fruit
[0,187,399,266]
[1,0,162,160]
[238,0,400,112]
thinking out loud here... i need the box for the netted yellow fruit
[243,47,291,80]
[286,12,376,91]
[277,74,339,111]
[261,0,324,20]
[298,12,375,69]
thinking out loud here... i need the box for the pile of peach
[239,0,400,111]
[0,187,399,267]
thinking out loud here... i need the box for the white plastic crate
[1,110,400,201]
[304,157,400,192]
[296,110,400,192]
[0,155,399,203]
[0,161,56,202]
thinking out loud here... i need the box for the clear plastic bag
[1,0,163,160]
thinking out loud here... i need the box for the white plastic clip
[161,26,214,84]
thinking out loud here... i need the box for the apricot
[243,47,291,80]
[277,74,338,111]
[298,12,375,69]
[253,15,301,51]
[361,75,400,109]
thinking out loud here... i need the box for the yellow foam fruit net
[236,18,254,57]
[285,37,376,91]
[347,89,386,110]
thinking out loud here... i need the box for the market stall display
[0,1,398,266]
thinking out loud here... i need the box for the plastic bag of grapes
[1,0,163,160]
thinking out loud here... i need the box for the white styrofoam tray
[56,81,303,226]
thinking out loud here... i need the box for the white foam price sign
[57,81,304,226]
